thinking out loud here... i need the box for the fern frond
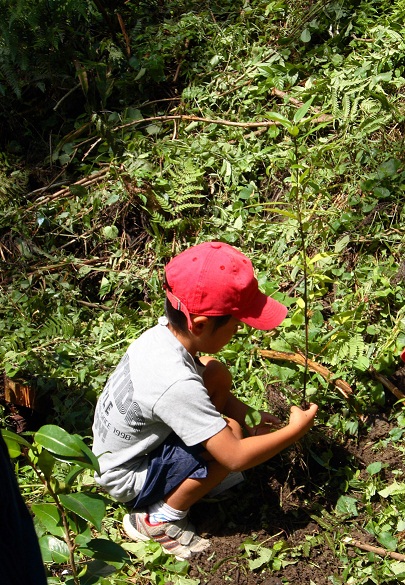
[342,94,351,122]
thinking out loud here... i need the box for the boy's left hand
[247,411,282,436]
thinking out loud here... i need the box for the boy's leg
[162,356,241,511]
[164,417,242,511]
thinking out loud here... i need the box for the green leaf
[1,428,31,449]
[35,425,85,457]
[69,184,88,197]
[36,449,56,479]
[248,547,273,570]
[73,436,101,475]
[367,461,382,475]
[300,28,311,43]
[288,125,299,136]
[2,434,21,458]
[39,535,70,564]
[32,503,65,538]
[102,225,119,239]
[293,97,315,124]
[59,493,105,531]
[79,538,129,564]
[334,235,350,253]
[378,482,405,498]
[99,276,111,297]
[377,531,397,551]
[245,407,262,428]
[265,111,291,128]
[336,495,358,517]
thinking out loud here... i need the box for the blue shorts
[128,433,208,509]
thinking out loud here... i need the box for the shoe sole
[122,515,190,561]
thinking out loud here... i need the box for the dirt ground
[187,378,405,585]
[2,372,405,584]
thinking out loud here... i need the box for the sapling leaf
[264,111,291,127]
[39,535,70,563]
[378,482,405,498]
[1,428,31,449]
[35,425,85,457]
[79,538,129,564]
[32,503,65,538]
[59,492,105,531]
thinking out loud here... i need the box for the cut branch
[369,366,405,401]
[26,168,110,209]
[344,537,405,561]
[115,111,332,133]
[259,349,353,399]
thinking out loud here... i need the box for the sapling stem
[292,136,310,410]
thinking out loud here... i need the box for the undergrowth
[1,0,405,583]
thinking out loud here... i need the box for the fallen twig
[115,111,332,133]
[344,537,405,561]
[369,366,405,402]
[259,349,353,399]
[26,168,110,210]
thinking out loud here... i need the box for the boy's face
[198,316,240,354]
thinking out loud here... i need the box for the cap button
[210,242,222,249]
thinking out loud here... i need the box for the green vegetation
[1,0,405,582]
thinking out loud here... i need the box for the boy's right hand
[288,403,318,439]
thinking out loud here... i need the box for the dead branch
[344,537,405,561]
[369,366,405,402]
[115,111,332,133]
[26,168,110,210]
[259,349,353,399]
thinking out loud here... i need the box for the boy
[92,241,318,559]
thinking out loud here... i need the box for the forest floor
[2,372,405,584]
[187,376,405,585]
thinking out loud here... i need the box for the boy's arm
[203,403,317,472]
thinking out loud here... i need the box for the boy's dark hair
[164,297,232,333]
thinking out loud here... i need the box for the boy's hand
[288,403,318,439]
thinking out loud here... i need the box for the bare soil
[187,380,405,585]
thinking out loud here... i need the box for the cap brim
[236,291,287,330]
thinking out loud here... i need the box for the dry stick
[259,349,353,400]
[26,168,110,209]
[369,366,405,401]
[114,111,331,133]
[344,538,405,562]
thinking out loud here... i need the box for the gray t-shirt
[92,320,226,502]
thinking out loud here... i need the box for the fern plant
[144,160,207,234]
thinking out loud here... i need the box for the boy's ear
[190,315,210,336]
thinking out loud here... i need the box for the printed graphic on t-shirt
[94,353,145,443]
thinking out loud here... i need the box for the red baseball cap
[164,241,287,330]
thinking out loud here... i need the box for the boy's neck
[167,323,198,356]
